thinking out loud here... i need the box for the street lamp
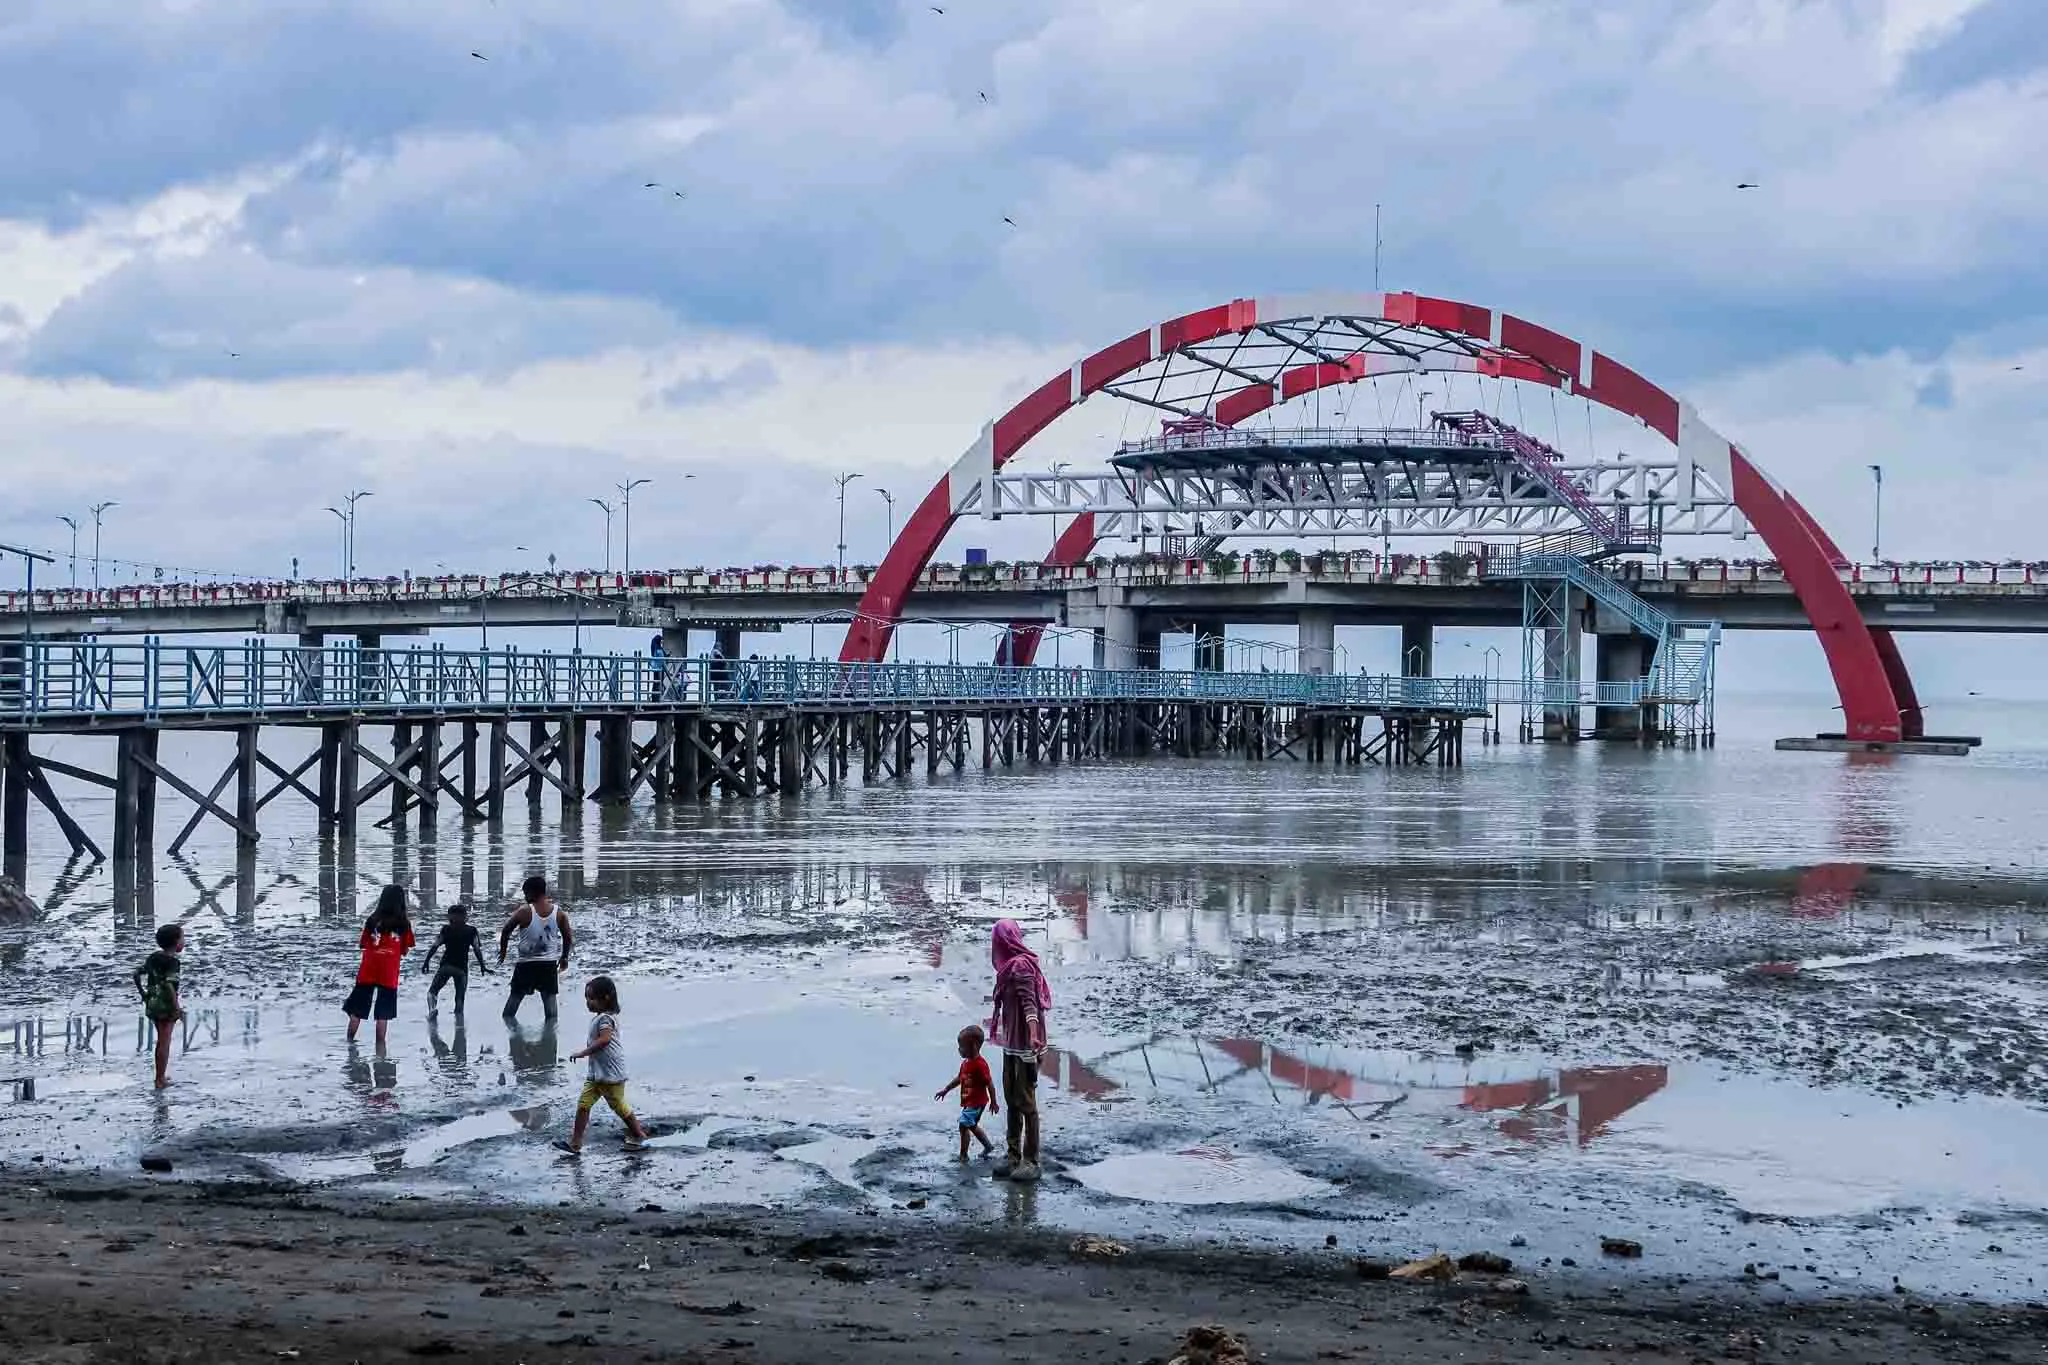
[1416,390,1434,430]
[834,472,863,579]
[88,501,118,593]
[56,516,78,590]
[588,498,615,573]
[616,477,654,580]
[1869,464,1883,563]
[874,487,895,547]
[332,489,372,578]
[326,507,348,578]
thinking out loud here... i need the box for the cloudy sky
[2,0,2045,696]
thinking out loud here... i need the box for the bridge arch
[841,293,1918,742]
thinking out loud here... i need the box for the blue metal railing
[0,641,1490,722]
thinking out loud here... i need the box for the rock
[0,877,36,923]
[906,1198,927,1211]
[139,1156,173,1174]
[1457,1251,1514,1274]
[1324,1234,1338,1247]
[1389,1252,1456,1282]
[1354,1259,1393,1280]
[1600,1237,1643,1259]
[1070,1235,1129,1259]
[819,1261,869,1283]
[1493,1278,1531,1296]
[508,1223,529,1237]
[1165,1325,1252,1365]
[1508,1235,1528,1248]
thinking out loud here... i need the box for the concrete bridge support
[1400,620,1434,677]
[1594,633,1650,742]
[1099,603,1139,669]
[1298,610,1335,675]
[1137,626,1162,670]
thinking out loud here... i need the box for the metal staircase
[1435,413,1660,557]
[1501,550,1718,744]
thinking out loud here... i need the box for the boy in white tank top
[497,875,574,1021]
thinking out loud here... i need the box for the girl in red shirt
[345,885,416,1048]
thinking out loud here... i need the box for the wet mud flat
[0,1173,2038,1365]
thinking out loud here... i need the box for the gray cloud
[21,249,680,384]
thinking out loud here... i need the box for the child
[556,975,649,1155]
[935,1024,998,1159]
[987,918,1051,1182]
[133,923,185,1089]
[345,885,415,1048]
[421,902,489,1014]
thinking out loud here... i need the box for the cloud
[21,247,681,384]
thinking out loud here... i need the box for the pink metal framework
[841,293,1918,742]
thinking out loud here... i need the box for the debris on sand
[1457,1251,1514,1274]
[1389,1252,1456,1282]
[1353,1258,1393,1280]
[1165,1324,1252,1365]
[1071,1235,1130,1259]
[1493,1278,1531,1296]
[1600,1237,1644,1259]
[678,1300,753,1316]
[139,1156,172,1174]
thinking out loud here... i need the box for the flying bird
[2012,365,2025,372]
[470,51,488,61]
[1735,182,1758,189]
[1002,216,1016,227]
[645,181,661,188]
[979,91,989,102]
[931,5,945,12]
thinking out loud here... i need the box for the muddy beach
[0,1173,2039,1364]
[3,739,2048,1357]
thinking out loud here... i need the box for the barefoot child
[421,903,488,1014]
[345,885,415,1048]
[935,1024,998,1159]
[557,976,649,1155]
[133,923,185,1089]
[988,919,1051,1182]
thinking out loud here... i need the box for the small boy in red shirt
[935,1024,998,1160]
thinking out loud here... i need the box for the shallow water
[3,696,2048,1298]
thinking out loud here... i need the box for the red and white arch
[841,293,1921,743]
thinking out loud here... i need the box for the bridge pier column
[1100,603,1139,670]
[416,721,440,835]
[357,633,384,703]
[714,627,741,662]
[1594,633,1648,742]
[1136,626,1161,670]
[1400,620,1434,677]
[236,725,260,849]
[1298,610,1335,675]
[336,721,360,839]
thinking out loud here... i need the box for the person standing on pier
[498,875,572,1023]
[345,886,416,1050]
[987,919,1051,1183]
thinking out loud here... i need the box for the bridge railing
[10,557,2048,617]
[0,642,1489,721]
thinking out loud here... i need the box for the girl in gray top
[556,976,648,1154]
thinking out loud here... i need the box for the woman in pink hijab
[987,918,1052,1181]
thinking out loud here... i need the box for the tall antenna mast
[1374,203,1382,290]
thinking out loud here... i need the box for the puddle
[1072,1146,1335,1205]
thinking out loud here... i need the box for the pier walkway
[0,642,1486,877]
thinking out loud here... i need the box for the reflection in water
[507,1020,560,1082]
[1043,1036,1670,1150]
[430,1015,470,1082]
[344,1041,399,1106]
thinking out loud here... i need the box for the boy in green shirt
[133,924,185,1089]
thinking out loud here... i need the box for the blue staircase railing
[1499,552,1717,708]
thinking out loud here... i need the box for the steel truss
[960,429,1742,542]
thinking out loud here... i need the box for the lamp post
[88,501,118,593]
[1869,464,1883,563]
[874,487,895,548]
[588,498,615,573]
[1416,390,1434,430]
[56,516,78,590]
[616,478,653,580]
[834,472,862,579]
[326,507,348,578]
[337,489,372,577]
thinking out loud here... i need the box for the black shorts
[508,960,559,999]
[344,982,399,1021]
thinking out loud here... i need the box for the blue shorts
[959,1105,986,1129]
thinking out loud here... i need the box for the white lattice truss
[955,428,1745,542]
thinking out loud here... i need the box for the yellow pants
[578,1080,634,1119]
